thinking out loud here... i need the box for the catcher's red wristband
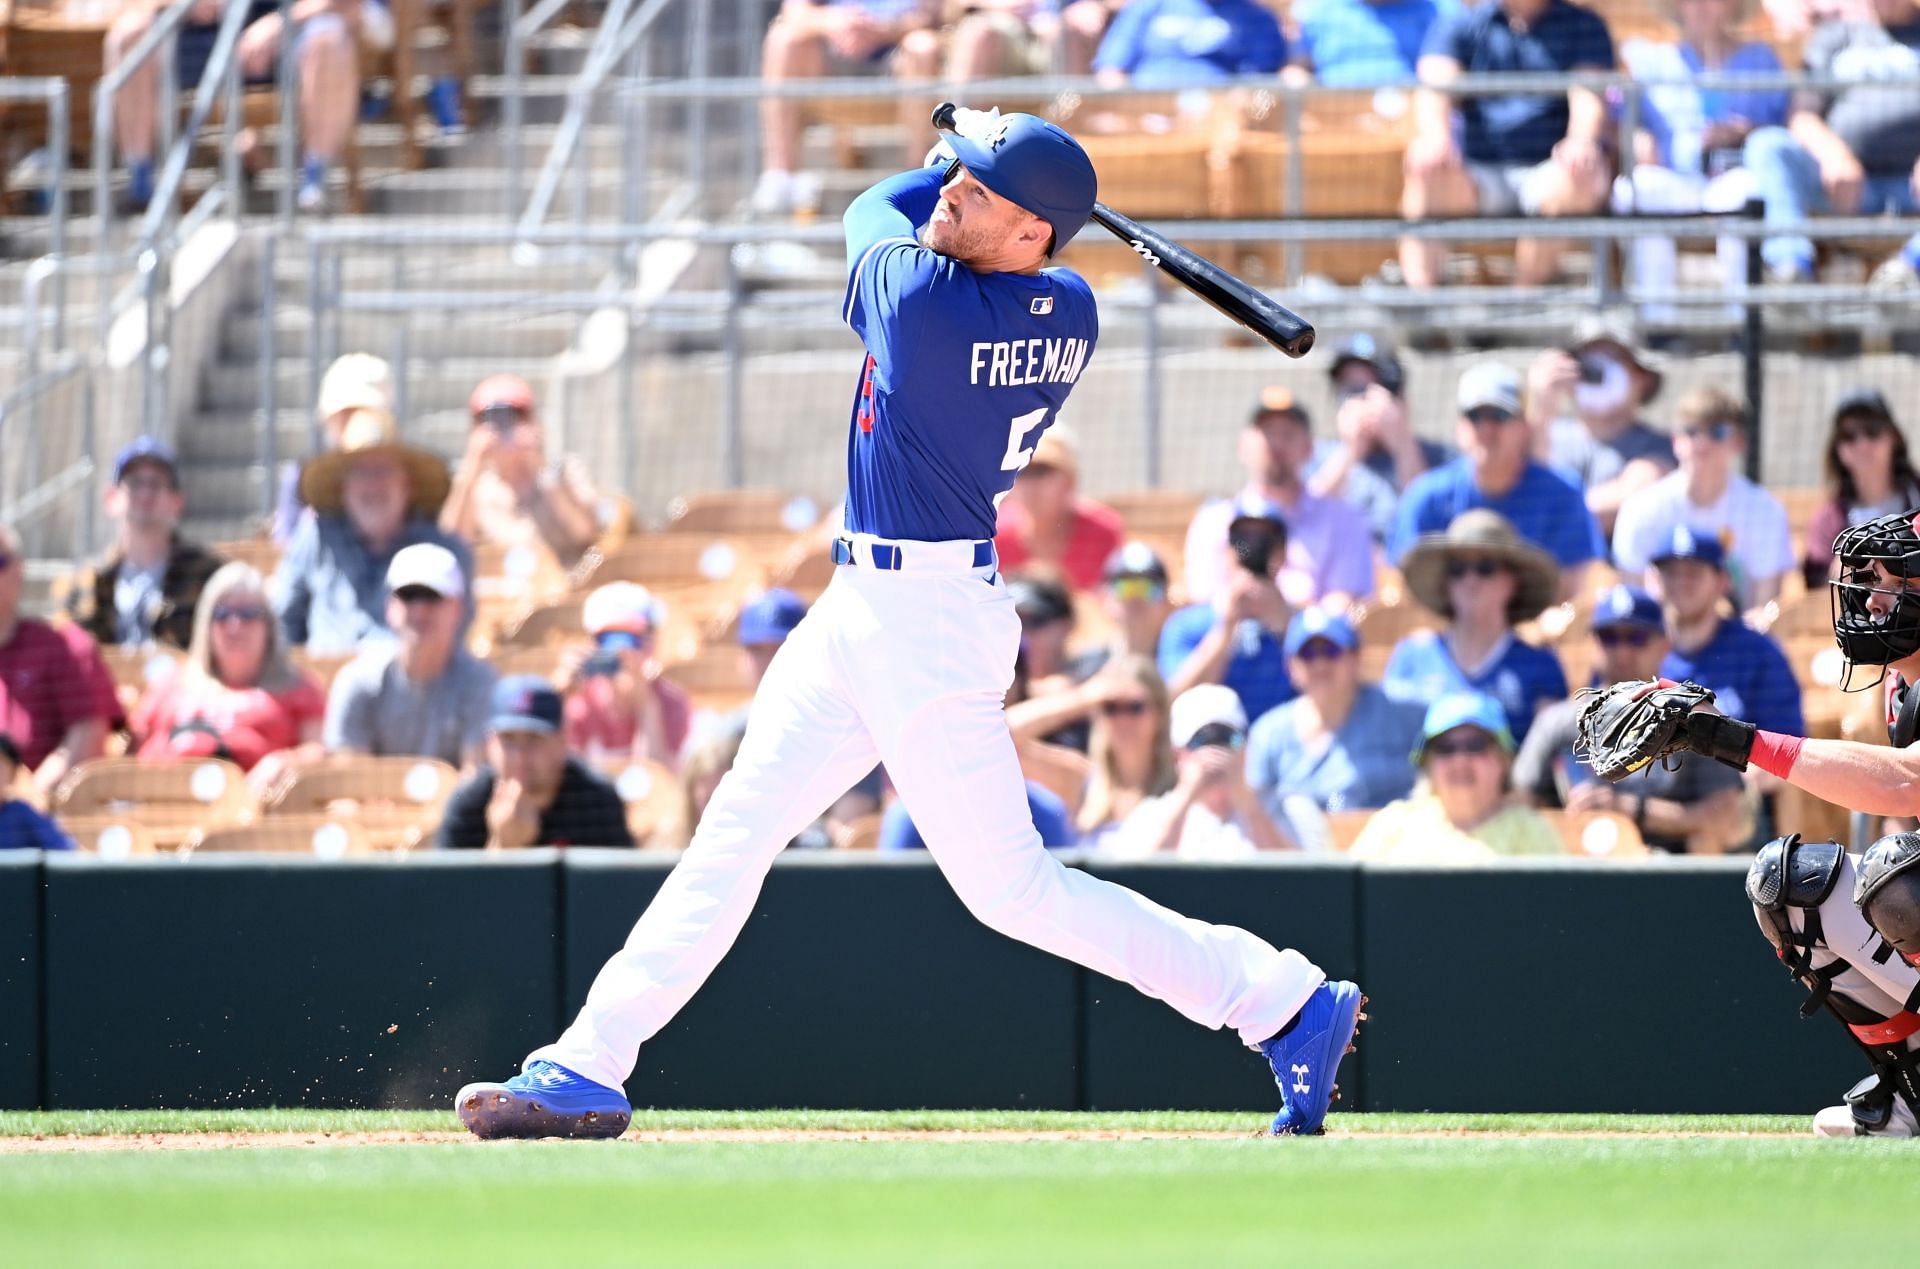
[1751,730,1805,779]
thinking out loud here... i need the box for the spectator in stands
[1514,584,1754,852]
[1803,387,1920,587]
[0,734,72,850]
[1070,654,1177,848]
[994,428,1126,591]
[737,587,810,694]
[439,374,603,571]
[880,777,1079,848]
[0,525,116,798]
[274,352,393,544]
[1061,542,1175,682]
[323,544,495,769]
[943,0,1112,80]
[1246,607,1425,832]
[1611,0,1790,313]
[1383,509,1569,741]
[127,562,327,779]
[437,676,634,849]
[105,0,393,214]
[62,437,225,652]
[1350,692,1563,861]
[1287,0,1454,87]
[1159,495,1298,723]
[1307,334,1447,541]
[1010,572,1079,689]
[274,408,471,653]
[1653,526,1804,736]
[1612,385,1791,612]
[1183,388,1375,612]
[1092,0,1287,87]
[560,582,692,770]
[753,0,941,215]
[1742,0,1920,286]
[1102,683,1296,855]
[1524,317,1676,538]
[1399,0,1616,288]
[1391,362,1605,599]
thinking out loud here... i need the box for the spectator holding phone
[1524,317,1676,538]
[1308,335,1449,540]
[1103,684,1298,856]
[1160,496,1299,723]
[440,374,603,570]
[560,582,692,770]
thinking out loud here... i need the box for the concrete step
[359,165,626,218]
[200,357,565,413]
[218,305,580,362]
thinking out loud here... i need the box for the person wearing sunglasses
[1384,508,1570,743]
[129,563,327,780]
[61,437,226,654]
[1523,317,1676,539]
[1106,684,1298,857]
[1350,692,1562,863]
[1513,585,1753,852]
[1803,388,1920,590]
[1391,363,1604,604]
[557,582,692,772]
[439,374,604,571]
[324,544,497,771]
[1009,545,1175,749]
[1071,655,1177,849]
[1246,608,1426,839]
[0,524,116,801]
[1612,384,1792,616]
[991,428,1125,593]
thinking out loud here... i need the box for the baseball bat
[931,102,1315,358]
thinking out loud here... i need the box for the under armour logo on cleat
[1290,1064,1311,1095]
[535,1069,566,1086]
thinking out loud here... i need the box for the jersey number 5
[994,407,1050,509]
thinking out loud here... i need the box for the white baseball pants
[532,536,1322,1090]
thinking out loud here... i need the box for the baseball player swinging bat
[932,102,1315,359]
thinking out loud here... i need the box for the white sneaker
[787,171,821,215]
[296,180,330,216]
[750,168,794,215]
[1812,1093,1919,1137]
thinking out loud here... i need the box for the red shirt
[564,675,692,768]
[130,667,327,771]
[0,619,119,769]
[994,497,1127,591]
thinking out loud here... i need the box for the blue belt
[831,537,995,571]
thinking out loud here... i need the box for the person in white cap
[557,582,692,770]
[322,543,497,769]
[1104,684,1297,857]
[274,354,394,545]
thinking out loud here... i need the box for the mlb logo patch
[1030,296,1054,315]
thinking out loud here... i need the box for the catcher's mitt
[1574,679,1717,781]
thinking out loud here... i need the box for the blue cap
[489,674,564,735]
[1651,525,1727,571]
[113,436,178,485]
[1283,607,1359,658]
[1415,691,1515,760]
[1591,584,1664,633]
[943,113,1098,253]
[1227,493,1289,529]
[739,588,808,647]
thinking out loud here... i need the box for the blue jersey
[1380,629,1568,742]
[841,168,1100,542]
[1661,618,1804,737]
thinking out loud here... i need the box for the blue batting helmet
[943,114,1098,254]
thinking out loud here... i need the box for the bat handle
[931,102,958,132]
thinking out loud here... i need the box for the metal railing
[3,79,73,343]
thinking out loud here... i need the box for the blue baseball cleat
[456,1060,632,1140]
[1258,979,1366,1136]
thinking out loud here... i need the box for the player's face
[1862,560,1920,622]
[924,168,1048,267]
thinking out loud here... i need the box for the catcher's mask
[1829,509,1920,687]
[1855,832,1920,964]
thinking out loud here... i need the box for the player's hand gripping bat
[931,102,1315,358]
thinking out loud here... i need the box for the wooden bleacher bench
[54,756,254,852]
[189,814,371,856]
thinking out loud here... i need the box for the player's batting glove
[923,107,1001,168]
[1574,678,1757,780]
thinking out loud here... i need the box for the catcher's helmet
[942,114,1098,254]
[1829,509,1920,679]
[1856,831,1920,962]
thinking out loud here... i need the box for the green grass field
[2,1110,1911,1267]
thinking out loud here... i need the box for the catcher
[1577,510,1920,1136]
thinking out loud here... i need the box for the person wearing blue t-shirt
[878,779,1078,849]
[1289,0,1455,87]
[1399,0,1616,287]
[0,734,72,850]
[1382,508,1570,741]
[1391,362,1604,602]
[1246,608,1425,838]
[1159,494,1299,724]
[1093,0,1286,88]
[1653,526,1803,737]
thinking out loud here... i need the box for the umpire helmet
[942,114,1098,255]
[1830,510,1920,676]
[1855,831,1920,962]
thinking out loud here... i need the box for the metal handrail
[0,78,71,348]
[503,0,611,206]
[135,0,253,251]
[90,0,196,246]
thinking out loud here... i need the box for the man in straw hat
[1382,508,1570,742]
[274,353,394,544]
[272,407,472,654]
[1392,361,1605,603]
[1524,315,1676,538]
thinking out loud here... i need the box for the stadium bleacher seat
[263,755,458,851]
[190,815,372,857]
[54,757,254,852]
